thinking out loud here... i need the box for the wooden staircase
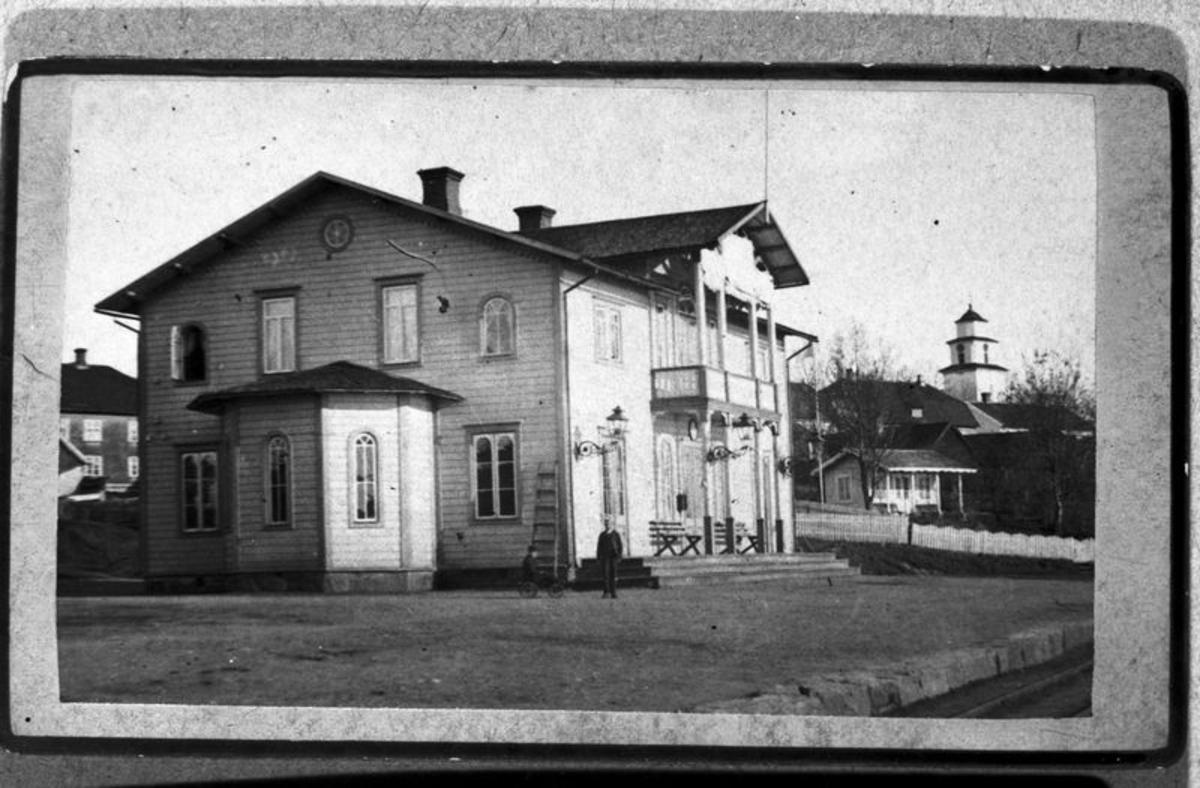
[531,462,562,579]
[575,551,860,590]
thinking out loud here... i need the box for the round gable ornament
[320,216,355,253]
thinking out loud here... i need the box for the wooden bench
[650,521,703,556]
[733,521,762,554]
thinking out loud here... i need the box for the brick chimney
[74,348,88,369]
[417,166,464,215]
[514,205,556,234]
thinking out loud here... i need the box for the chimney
[74,348,88,369]
[417,166,465,215]
[514,205,556,234]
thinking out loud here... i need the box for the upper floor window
[481,296,515,357]
[472,432,517,519]
[181,450,219,532]
[171,324,207,382]
[382,283,419,364]
[262,296,296,374]
[83,419,103,443]
[266,435,291,527]
[127,419,139,444]
[352,433,379,523]
[84,455,104,477]
[594,303,622,364]
[127,456,140,479]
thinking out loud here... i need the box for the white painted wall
[565,279,654,560]
[321,394,402,570]
[398,397,437,570]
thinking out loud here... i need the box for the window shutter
[170,325,183,380]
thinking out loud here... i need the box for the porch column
[716,282,728,372]
[766,304,777,383]
[957,473,965,514]
[749,300,760,385]
[693,260,708,368]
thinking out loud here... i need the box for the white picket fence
[795,513,1095,563]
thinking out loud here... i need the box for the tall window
[262,296,296,373]
[84,455,103,477]
[266,436,291,526]
[655,435,678,521]
[83,419,103,443]
[127,456,140,479]
[594,303,622,363]
[473,432,517,519]
[956,343,965,365]
[835,474,852,503]
[181,451,219,532]
[382,283,419,364]
[601,441,626,525]
[481,296,515,356]
[352,434,378,523]
[127,419,139,444]
[171,324,207,382]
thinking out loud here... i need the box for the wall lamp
[575,406,629,459]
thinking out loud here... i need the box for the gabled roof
[818,378,986,429]
[95,172,668,318]
[188,361,462,415]
[60,363,137,415]
[525,202,809,288]
[812,447,975,476]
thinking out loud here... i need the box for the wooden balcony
[651,366,779,413]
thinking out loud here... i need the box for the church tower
[939,305,1009,403]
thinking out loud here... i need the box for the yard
[57,575,1093,712]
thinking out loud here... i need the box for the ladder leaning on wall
[531,462,562,579]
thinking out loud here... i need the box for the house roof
[818,378,986,429]
[812,447,975,476]
[525,202,810,288]
[60,363,137,415]
[95,172,672,319]
[937,361,1009,374]
[974,402,1094,433]
[187,361,463,415]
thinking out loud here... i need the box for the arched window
[352,434,378,523]
[956,343,965,365]
[984,344,990,364]
[655,435,678,521]
[171,324,207,382]
[481,296,515,356]
[266,435,291,526]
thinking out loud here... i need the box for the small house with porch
[96,165,813,592]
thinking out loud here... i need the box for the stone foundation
[145,569,435,594]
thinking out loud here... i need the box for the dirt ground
[57,575,1093,712]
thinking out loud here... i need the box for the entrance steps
[575,551,860,590]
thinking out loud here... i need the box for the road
[885,644,1093,718]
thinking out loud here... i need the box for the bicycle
[517,573,565,599]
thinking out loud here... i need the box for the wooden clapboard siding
[138,183,563,575]
[232,397,322,572]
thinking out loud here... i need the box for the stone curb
[692,620,1094,716]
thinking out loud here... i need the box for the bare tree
[820,324,908,510]
[1003,350,1095,536]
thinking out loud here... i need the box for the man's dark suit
[596,527,623,598]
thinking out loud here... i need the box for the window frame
[179,449,220,534]
[470,427,520,521]
[127,456,140,479]
[350,432,380,526]
[480,294,517,358]
[258,290,299,375]
[82,419,103,443]
[378,277,422,367]
[265,434,293,528]
[83,455,104,477]
[835,473,853,503]
[593,301,623,365]
[127,419,139,444]
[170,322,209,384]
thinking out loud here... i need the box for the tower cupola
[939,304,1009,403]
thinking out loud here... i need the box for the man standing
[596,521,623,599]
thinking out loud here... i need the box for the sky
[60,77,1096,387]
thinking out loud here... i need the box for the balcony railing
[651,366,779,413]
